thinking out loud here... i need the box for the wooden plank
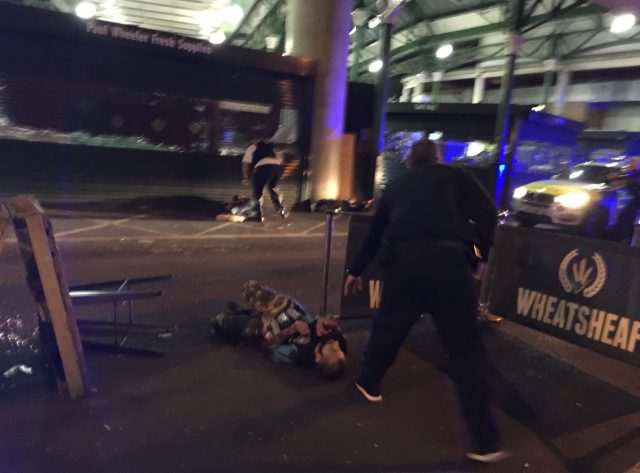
[25,215,87,399]
[6,195,87,399]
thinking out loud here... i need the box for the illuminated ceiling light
[368,59,383,73]
[75,1,97,19]
[349,26,356,36]
[610,13,636,33]
[435,43,453,59]
[368,16,381,28]
[209,30,226,45]
[225,4,244,24]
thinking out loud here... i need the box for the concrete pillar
[411,82,425,102]
[554,69,571,113]
[472,75,485,104]
[431,71,443,104]
[542,58,558,105]
[285,0,352,201]
[400,86,411,102]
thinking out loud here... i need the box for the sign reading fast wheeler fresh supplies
[86,21,215,55]
[487,225,640,366]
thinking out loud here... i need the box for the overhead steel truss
[230,0,638,84]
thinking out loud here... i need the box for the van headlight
[554,191,590,209]
[513,187,527,199]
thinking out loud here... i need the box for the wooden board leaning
[4,195,88,399]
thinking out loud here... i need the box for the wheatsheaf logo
[558,249,607,298]
[516,287,640,353]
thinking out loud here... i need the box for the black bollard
[320,208,341,317]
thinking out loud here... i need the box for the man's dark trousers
[252,164,283,217]
[360,239,499,452]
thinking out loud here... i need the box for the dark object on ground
[216,195,260,222]
[313,199,374,214]
[292,199,312,213]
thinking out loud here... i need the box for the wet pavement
[0,197,638,473]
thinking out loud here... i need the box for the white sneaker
[466,450,510,463]
[354,380,383,403]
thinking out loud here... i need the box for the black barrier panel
[340,214,384,319]
[488,225,640,367]
[339,214,484,318]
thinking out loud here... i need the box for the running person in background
[242,137,286,221]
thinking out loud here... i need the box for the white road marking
[115,222,182,237]
[54,214,147,237]
[301,221,328,234]
[192,222,234,237]
[37,232,348,242]
[301,213,343,234]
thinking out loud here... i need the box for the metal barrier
[340,214,640,367]
[485,225,640,367]
[339,214,384,319]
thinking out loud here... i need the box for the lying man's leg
[213,311,261,342]
[241,280,292,317]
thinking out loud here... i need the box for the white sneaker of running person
[466,449,510,463]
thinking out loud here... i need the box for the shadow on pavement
[406,318,640,473]
[41,195,228,221]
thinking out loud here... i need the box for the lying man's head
[315,339,346,381]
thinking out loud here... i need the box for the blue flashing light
[498,164,506,174]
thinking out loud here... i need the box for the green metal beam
[229,0,270,41]
[390,42,505,77]
[241,0,285,47]
[352,3,607,76]
[357,21,610,78]
[388,3,605,61]
[386,24,597,77]
[565,31,640,57]
[349,1,502,53]
[521,0,589,33]
[564,28,603,56]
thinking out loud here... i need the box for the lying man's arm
[269,343,299,364]
[315,316,341,337]
[263,321,308,349]
[264,323,308,364]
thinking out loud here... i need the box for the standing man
[344,139,506,463]
[242,136,286,221]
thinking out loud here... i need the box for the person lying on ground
[212,281,347,381]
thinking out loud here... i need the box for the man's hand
[316,316,340,337]
[292,321,310,337]
[343,274,363,297]
[241,179,250,187]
